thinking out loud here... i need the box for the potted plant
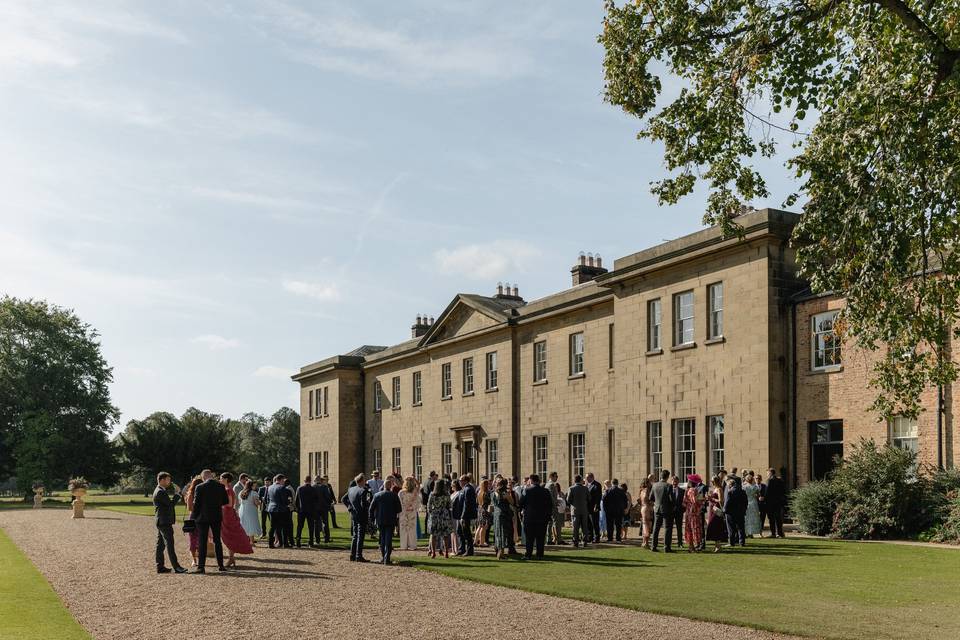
[68,477,89,519]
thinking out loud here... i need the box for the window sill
[391,406,401,411]
[645,348,663,357]
[323,413,329,418]
[441,396,452,402]
[462,391,475,398]
[670,342,697,352]
[412,402,422,408]
[532,379,548,387]
[607,367,615,373]
[568,373,585,381]
[485,387,499,394]
[809,365,843,375]
[704,336,725,345]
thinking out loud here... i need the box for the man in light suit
[266,474,293,549]
[368,477,402,564]
[650,469,675,552]
[191,469,228,573]
[566,475,591,548]
[545,471,566,545]
[367,470,384,494]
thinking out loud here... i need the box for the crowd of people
[150,464,787,574]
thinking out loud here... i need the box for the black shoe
[194,567,205,574]
[556,541,568,545]
[465,552,475,556]
[520,555,529,561]
[664,549,675,553]
[269,544,276,549]
[651,547,660,552]
[173,566,188,574]
[157,566,172,574]
[217,565,227,572]
[356,557,369,563]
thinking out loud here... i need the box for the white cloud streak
[253,365,296,379]
[434,240,542,280]
[282,280,341,301]
[191,334,241,350]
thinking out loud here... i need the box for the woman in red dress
[218,473,253,567]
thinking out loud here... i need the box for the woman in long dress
[621,483,633,540]
[705,475,727,552]
[398,476,420,551]
[599,479,611,540]
[491,478,515,559]
[218,473,254,567]
[237,479,262,545]
[473,479,492,548]
[682,474,704,552]
[184,476,202,567]
[743,471,762,537]
[427,479,453,558]
[639,475,655,548]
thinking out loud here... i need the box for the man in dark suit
[764,467,786,538]
[519,473,553,560]
[601,479,628,542]
[650,470,675,552]
[191,469,228,573]
[152,472,186,574]
[368,477,402,564]
[342,474,371,562]
[313,476,332,543]
[455,474,478,556]
[295,475,319,548]
[669,475,685,548]
[586,473,602,543]
[258,476,271,539]
[266,474,293,548]
[724,478,748,547]
[566,475,591,548]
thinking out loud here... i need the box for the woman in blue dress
[743,471,762,537]
[237,480,263,546]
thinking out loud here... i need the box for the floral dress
[682,486,704,548]
[427,493,453,537]
[491,490,515,551]
[744,482,762,535]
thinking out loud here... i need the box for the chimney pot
[511,285,518,297]
[578,251,586,266]
[596,254,602,268]
[429,316,435,325]
[496,282,503,295]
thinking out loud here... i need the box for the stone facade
[293,208,956,494]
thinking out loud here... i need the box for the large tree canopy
[600,0,960,416]
[0,296,119,491]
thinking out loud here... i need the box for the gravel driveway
[0,510,800,640]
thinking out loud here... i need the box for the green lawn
[0,527,91,640]
[398,537,960,640]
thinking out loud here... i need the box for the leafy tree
[0,297,119,492]
[600,0,960,417]
[229,412,268,479]
[258,407,300,480]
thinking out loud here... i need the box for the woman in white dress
[398,476,420,551]
[743,471,762,537]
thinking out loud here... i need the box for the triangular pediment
[419,295,509,346]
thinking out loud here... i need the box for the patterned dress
[427,493,453,537]
[491,490,514,552]
[682,486,704,548]
[744,482,762,535]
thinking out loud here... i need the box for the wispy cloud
[253,365,296,379]
[190,187,317,210]
[434,240,542,280]
[242,2,534,86]
[191,334,241,350]
[282,280,341,301]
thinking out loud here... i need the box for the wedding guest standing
[183,476,202,566]
[218,473,254,568]
[313,476,332,544]
[153,472,186,574]
[669,475,685,548]
[586,473,602,543]
[566,475,591,549]
[427,478,453,558]
[191,469,228,573]
[724,478,747,548]
[368,470,384,494]
[621,483,633,540]
[295,475,319,548]
[519,474,553,560]
[267,475,293,549]
[743,472,762,538]
[650,470,675,552]
[705,475,727,553]
[258,476,271,539]
[682,474,704,552]
[369,477,402,564]
[764,467,786,538]
[343,474,371,562]
[756,472,768,536]
[232,473,248,510]
[398,476,420,551]
[473,479,492,549]
[638,476,654,548]
[238,479,263,545]
[545,471,565,545]
[491,478,516,558]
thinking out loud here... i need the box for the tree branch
[869,0,959,81]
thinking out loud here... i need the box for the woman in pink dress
[218,472,254,567]
[682,474,704,552]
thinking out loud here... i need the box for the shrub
[790,481,838,536]
[926,491,960,544]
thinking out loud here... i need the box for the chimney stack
[494,282,524,302]
[411,313,431,338]
[571,250,609,286]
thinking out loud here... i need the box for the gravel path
[0,510,800,640]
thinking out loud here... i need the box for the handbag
[182,518,196,533]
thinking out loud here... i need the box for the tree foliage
[0,297,119,492]
[600,0,960,416]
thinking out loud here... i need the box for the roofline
[291,355,364,382]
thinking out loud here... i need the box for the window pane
[673,418,696,482]
[534,341,547,382]
[812,311,842,369]
[674,291,694,345]
[710,415,724,475]
[534,435,548,477]
[647,420,662,476]
[648,299,662,350]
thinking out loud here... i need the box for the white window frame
[533,435,548,478]
[441,363,452,399]
[533,340,547,382]
[373,380,382,412]
[373,448,382,472]
[889,416,919,452]
[391,376,401,409]
[413,446,422,481]
[442,443,453,475]
[308,389,314,419]
[486,439,498,475]
[673,290,694,346]
[412,371,422,405]
[672,418,697,482]
[648,298,662,351]
[708,282,723,339]
[812,311,842,370]
[486,351,498,390]
[709,415,725,476]
[647,420,662,476]
[570,432,586,481]
[569,332,584,376]
[463,357,474,394]
[391,447,401,476]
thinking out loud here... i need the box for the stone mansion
[293,208,958,493]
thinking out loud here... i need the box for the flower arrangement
[68,477,89,492]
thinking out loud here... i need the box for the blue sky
[1,2,798,429]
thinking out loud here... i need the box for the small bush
[926,491,960,545]
[790,481,838,536]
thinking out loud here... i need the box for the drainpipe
[937,383,944,470]
[790,300,798,489]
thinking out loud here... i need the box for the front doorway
[461,441,475,476]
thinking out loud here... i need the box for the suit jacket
[520,484,554,525]
[651,481,674,515]
[296,483,318,514]
[460,483,478,520]
[343,485,371,522]
[421,479,436,506]
[724,486,748,517]
[257,485,269,511]
[313,483,332,510]
[587,480,602,511]
[191,479,227,523]
[153,485,181,526]
[601,486,628,516]
[368,489,402,528]
[266,483,292,513]
[451,491,465,520]
[670,486,685,515]
[545,481,561,515]
[566,483,590,517]
[765,476,786,506]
